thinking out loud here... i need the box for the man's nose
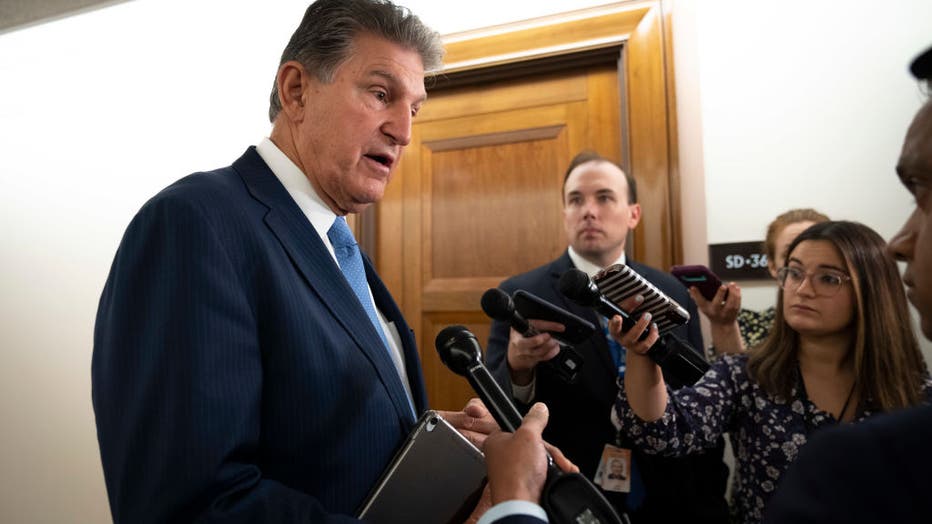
[382,106,413,146]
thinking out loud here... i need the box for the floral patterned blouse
[612,354,931,524]
[737,307,775,348]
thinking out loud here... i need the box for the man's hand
[484,403,557,504]
[439,398,499,450]
[506,319,564,385]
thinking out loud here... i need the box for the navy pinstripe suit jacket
[93,147,427,523]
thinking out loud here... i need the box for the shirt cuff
[511,374,536,404]
[477,500,548,524]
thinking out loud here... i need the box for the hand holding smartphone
[670,265,724,302]
[512,290,596,344]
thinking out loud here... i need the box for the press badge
[593,443,631,493]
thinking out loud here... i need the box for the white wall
[1,0,930,522]
[673,0,932,359]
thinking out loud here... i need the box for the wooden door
[378,65,623,410]
[367,1,680,410]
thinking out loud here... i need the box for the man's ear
[627,203,642,229]
[276,60,310,122]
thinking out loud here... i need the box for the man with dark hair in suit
[762,45,932,524]
[485,151,730,522]
[92,1,511,522]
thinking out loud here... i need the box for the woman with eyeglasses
[610,220,930,524]
[694,208,829,355]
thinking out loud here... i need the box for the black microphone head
[435,325,483,377]
[480,288,514,321]
[558,268,600,306]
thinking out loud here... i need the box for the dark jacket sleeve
[485,277,533,411]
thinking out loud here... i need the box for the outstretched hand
[608,294,659,356]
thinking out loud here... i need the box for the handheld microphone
[480,288,534,338]
[434,326,624,524]
[435,324,524,433]
[556,270,638,331]
[558,269,709,387]
[480,288,584,383]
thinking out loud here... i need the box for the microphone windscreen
[434,325,480,376]
[558,269,597,305]
[480,288,513,321]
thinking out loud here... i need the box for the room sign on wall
[708,241,771,280]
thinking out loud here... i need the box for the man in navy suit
[762,45,932,524]
[485,151,729,522]
[92,1,504,522]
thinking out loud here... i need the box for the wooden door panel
[419,73,588,123]
[381,66,621,410]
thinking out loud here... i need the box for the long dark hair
[747,221,927,411]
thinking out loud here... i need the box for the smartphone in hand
[512,290,596,345]
[670,264,724,302]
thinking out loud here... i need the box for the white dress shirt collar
[566,246,627,277]
[256,137,338,258]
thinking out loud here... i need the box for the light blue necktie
[328,216,416,417]
[328,216,392,354]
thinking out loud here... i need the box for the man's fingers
[440,405,500,439]
[463,397,489,418]
[544,441,579,474]
[518,402,549,435]
[527,318,565,333]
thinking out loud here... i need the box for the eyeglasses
[776,266,851,297]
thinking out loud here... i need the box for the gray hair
[268,0,444,122]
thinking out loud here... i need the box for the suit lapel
[232,147,416,425]
[365,258,427,417]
